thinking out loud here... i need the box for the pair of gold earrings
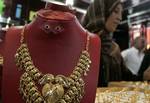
[42,24,64,34]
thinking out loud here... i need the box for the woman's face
[105,4,123,32]
[137,37,146,50]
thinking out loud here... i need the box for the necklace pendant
[42,83,64,103]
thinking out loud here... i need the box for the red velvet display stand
[45,3,84,23]
[2,9,100,103]
[45,3,76,14]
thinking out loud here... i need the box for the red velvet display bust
[45,3,76,14]
[2,9,100,103]
[45,3,85,23]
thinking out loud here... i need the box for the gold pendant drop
[42,83,64,103]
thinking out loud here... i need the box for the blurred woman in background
[82,0,141,87]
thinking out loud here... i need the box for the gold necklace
[15,25,91,103]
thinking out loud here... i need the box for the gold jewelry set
[95,87,150,103]
[15,26,91,103]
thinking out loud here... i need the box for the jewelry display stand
[2,7,100,103]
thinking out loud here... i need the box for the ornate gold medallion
[15,25,91,103]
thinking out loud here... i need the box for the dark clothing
[98,32,138,87]
[99,40,122,86]
[138,49,150,80]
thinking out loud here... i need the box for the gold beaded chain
[15,25,91,103]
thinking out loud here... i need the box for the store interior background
[0,0,150,50]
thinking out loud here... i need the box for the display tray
[108,81,150,90]
[95,82,150,103]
